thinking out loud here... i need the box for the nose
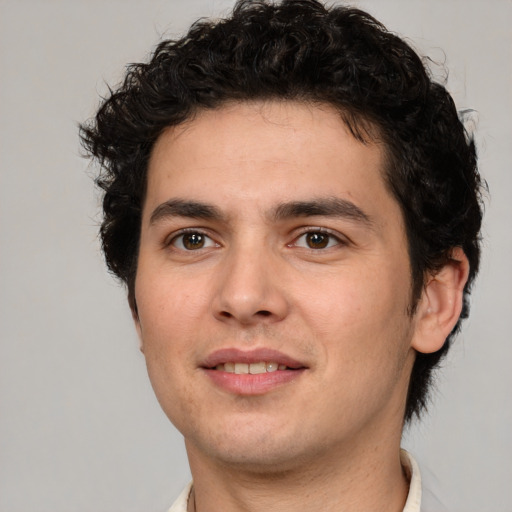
[212,244,289,326]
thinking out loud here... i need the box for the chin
[185,418,327,474]
[205,442,313,475]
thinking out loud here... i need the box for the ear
[130,300,145,354]
[411,247,470,354]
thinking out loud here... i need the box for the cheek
[304,264,406,323]
[135,283,202,428]
[135,268,215,372]
[298,263,412,363]
[136,269,208,341]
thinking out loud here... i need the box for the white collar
[401,449,422,512]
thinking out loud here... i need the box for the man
[81,1,483,511]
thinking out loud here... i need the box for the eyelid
[165,228,219,250]
[289,227,349,249]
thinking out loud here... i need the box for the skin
[133,100,468,512]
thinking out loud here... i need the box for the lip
[201,348,308,396]
[202,348,306,369]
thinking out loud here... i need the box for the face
[135,101,419,472]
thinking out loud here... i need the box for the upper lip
[201,348,307,369]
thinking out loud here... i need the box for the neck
[186,435,409,512]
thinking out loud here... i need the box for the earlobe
[130,301,145,354]
[411,247,470,354]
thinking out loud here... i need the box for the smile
[214,362,288,374]
[202,349,307,395]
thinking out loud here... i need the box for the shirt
[168,450,423,512]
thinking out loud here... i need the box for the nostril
[216,309,274,323]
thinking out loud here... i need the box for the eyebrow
[149,196,373,227]
[149,199,225,225]
[272,197,373,226]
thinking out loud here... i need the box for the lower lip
[203,368,306,395]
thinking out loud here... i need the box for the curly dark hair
[80,0,484,423]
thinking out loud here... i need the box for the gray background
[1,0,510,511]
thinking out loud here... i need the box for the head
[81,0,483,424]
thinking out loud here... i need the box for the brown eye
[182,233,205,250]
[305,232,329,249]
[171,232,217,251]
[292,231,341,250]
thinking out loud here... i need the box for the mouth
[201,348,307,395]
[202,347,307,372]
[212,362,294,374]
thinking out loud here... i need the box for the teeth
[266,362,278,372]
[249,362,266,374]
[234,363,249,374]
[216,361,286,373]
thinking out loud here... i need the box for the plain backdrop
[1,1,511,511]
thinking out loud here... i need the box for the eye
[170,231,218,251]
[293,231,341,250]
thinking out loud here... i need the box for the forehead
[145,100,394,222]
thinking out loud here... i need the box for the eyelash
[290,228,345,250]
[165,227,346,252]
[167,229,218,251]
